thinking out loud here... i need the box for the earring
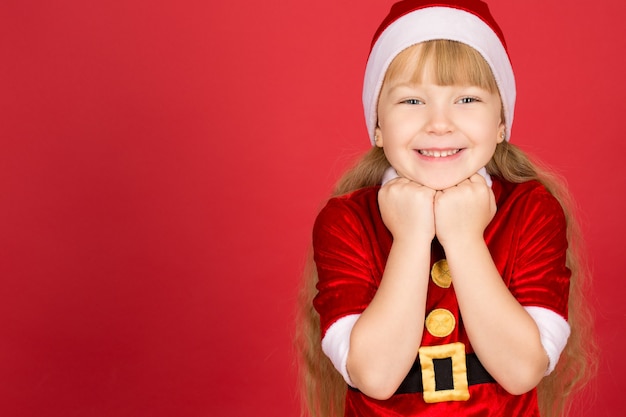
[501,131,506,140]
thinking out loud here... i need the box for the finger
[434,190,444,202]
[490,188,497,213]
[381,176,407,188]
[468,173,487,184]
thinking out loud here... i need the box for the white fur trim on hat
[363,6,516,145]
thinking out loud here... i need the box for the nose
[425,104,454,136]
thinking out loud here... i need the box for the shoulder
[314,186,380,230]
[490,177,568,249]
[323,186,380,209]
[493,177,564,220]
[312,186,383,254]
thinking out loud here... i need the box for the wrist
[439,234,486,255]
[389,235,433,265]
[392,232,434,249]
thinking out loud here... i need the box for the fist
[434,174,496,246]
[378,177,436,243]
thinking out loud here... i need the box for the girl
[296,1,595,416]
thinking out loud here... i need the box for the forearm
[444,238,548,394]
[347,238,431,400]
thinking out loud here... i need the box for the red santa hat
[363,0,516,145]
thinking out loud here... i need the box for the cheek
[377,109,397,131]
[383,114,418,137]
[482,138,499,161]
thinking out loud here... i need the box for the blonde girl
[296,1,595,416]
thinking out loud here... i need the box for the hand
[378,177,436,243]
[434,174,496,247]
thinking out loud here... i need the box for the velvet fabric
[312,177,570,416]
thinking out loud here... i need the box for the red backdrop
[1,1,623,416]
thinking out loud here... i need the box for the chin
[419,178,462,191]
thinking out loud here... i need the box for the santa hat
[363,0,516,145]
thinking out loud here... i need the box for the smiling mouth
[418,149,461,158]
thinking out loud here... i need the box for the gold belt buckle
[418,342,470,403]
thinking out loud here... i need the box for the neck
[381,167,493,188]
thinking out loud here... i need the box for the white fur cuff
[321,314,360,387]
[524,306,571,375]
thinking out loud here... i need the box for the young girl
[296,1,595,416]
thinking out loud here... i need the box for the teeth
[419,149,460,157]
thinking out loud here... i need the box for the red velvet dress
[312,177,570,417]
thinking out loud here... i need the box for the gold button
[431,259,452,288]
[425,308,456,338]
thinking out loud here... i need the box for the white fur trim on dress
[381,166,492,187]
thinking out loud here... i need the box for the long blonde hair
[295,40,596,417]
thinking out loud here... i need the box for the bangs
[383,40,499,94]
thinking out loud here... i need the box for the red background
[1,1,623,416]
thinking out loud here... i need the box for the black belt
[347,352,495,395]
[395,352,495,394]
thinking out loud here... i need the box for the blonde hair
[383,40,500,94]
[295,40,596,417]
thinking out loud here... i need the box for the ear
[497,122,506,143]
[374,126,384,148]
